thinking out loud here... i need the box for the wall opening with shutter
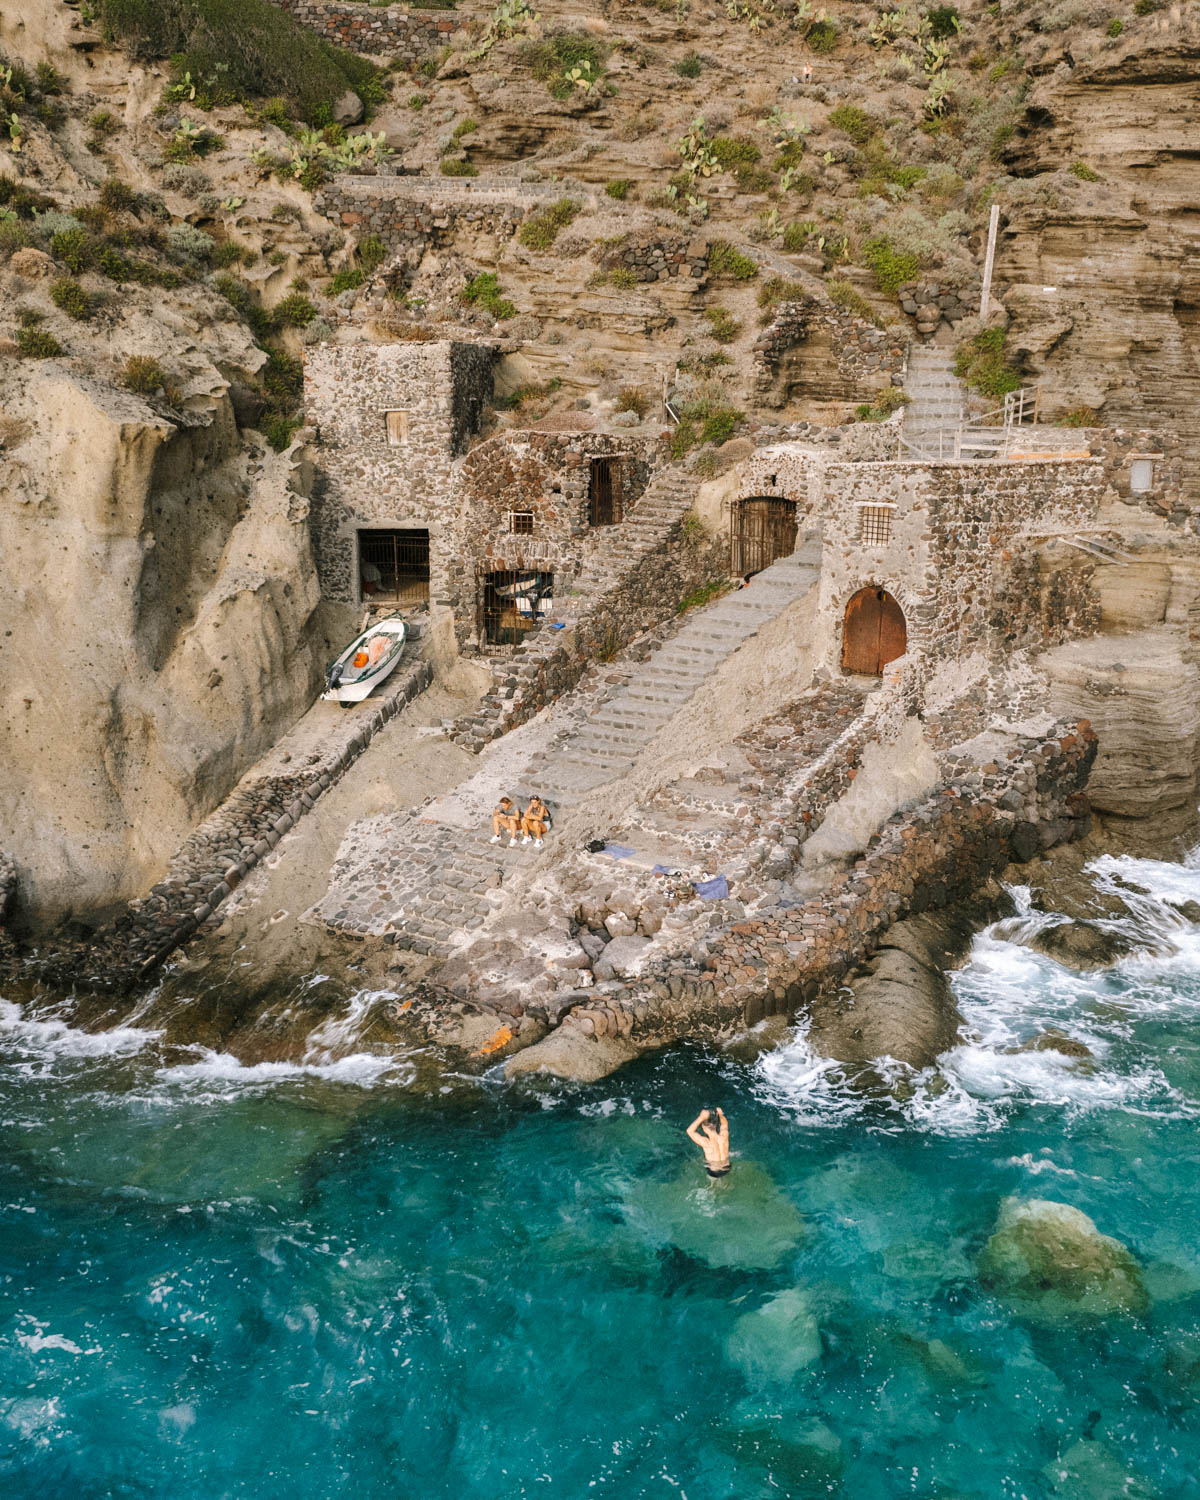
[731,497,798,578]
[588,458,623,526]
[357,528,430,605]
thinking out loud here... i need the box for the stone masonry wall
[1004,424,1190,529]
[814,458,1104,678]
[599,231,710,285]
[753,296,909,408]
[315,177,563,255]
[304,340,494,605]
[264,0,462,59]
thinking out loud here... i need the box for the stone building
[304,342,658,652]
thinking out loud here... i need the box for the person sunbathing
[490,797,522,845]
[686,1108,731,1178]
[521,795,551,848]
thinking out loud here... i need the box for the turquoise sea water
[3,851,1200,1498]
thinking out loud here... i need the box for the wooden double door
[731,497,797,578]
[842,587,907,675]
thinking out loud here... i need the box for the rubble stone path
[308,540,823,951]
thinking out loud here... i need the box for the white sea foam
[757,846,1200,1134]
[0,999,159,1060]
[155,1046,412,1091]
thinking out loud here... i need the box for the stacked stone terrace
[265,0,465,59]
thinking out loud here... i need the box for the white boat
[322,615,407,705]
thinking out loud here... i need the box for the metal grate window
[480,569,554,646]
[858,504,894,546]
[509,511,534,534]
[358,528,430,604]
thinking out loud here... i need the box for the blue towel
[651,864,672,875]
[549,622,566,631]
[602,843,636,860]
[694,875,729,900]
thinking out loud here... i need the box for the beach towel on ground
[694,875,729,900]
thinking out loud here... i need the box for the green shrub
[32,209,85,239]
[606,267,638,290]
[329,266,365,294]
[829,103,876,144]
[1106,16,1123,34]
[0,219,30,258]
[520,31,607,98]
[773,139,806,171]
[275,290,316,326]
[211,239,249,268]
[49,228,98,273]
[781,219,816,252]
[926,6,960,38]
[707,240,757,280]
[854,385,910,421]
[50,277,99,320]
[452,117,478,138]
[93,0,385,124]
[1059,405,1099,427]
[825,277,880,325]
[262,346,303,405]
[605,178,632,200]
[808,17,838,50]
[518,197,580,251]
[16,324,65,358]
[263,413,302,451]
[408,92,428,109]
[674,52,703,78]
[0,175,54,219]
[358,233,386,272]
[862,233,922,294]
[1133,0,1159,13]
[35,61,68,95]
[1069,160,1100,181]
[167,223,215,260]
[462,271,516,319]
[122,354,166,393]
[439,157,478,177]
[616,386,648,417]
[954,325,1023,399]
[710,135,760,169]
[98,178,137,215]
[670,397,742,457]
[703,306,740,343]
[757,275,806,313]
[677,579,731,614]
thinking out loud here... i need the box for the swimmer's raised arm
[685,1110,709,1146]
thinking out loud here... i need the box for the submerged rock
[978,1197,1148,1323]
[1043,1438,1158,1499]
[720,1014,793,1064]
[623,1161,804,1270]
[503,1024,638,1083]
[1014,1027,1095,1063]
[715,1405,843,1491]
[725,1288,821,1384]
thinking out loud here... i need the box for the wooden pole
[979,202,1000,320]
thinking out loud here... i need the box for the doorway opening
[358,528,430,605]
[842,587,907,675]
[731,497,797,578]
[588,458,623,526]
[480,569,554,646]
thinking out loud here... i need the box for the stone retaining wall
[754,296,909,408]
[264,0,462,59]
[599,231,709,285]
[898,277,981,336]
[315,177,565,254]
[562,721,1096,1044]
[1,659,433,994]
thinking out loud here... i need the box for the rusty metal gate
[588,458,623,526]
[841,586,907,675]
[478,568,555,647]
[730,497,797,578]
[358,528,430,605]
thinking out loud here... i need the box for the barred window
[858,504,894,546]
[510,511,534,534]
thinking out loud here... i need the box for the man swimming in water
[686,1108,730,1178]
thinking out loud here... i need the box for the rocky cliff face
[0,368,324,925]
[999,12,1200,480]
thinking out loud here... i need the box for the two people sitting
[490,794,552,849]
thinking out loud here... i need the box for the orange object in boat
[353,650,369,668]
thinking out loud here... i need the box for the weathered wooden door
[588,458,622,526]
[842,587,907,675]
[731,498,797,577]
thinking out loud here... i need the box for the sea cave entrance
[842,586,906,675]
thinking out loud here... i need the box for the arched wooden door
[731,497,797,577]
[842,587,907,675]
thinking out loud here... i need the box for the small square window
[858,504,893,546]
[385,410,409,447]
[1130,458,1154,493]
[510,511,534,535]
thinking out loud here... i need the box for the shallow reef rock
[978,1197,1148,1324]
[1025,918,1138,972]
[725,1288,822,1386]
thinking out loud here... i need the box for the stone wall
[315,177,563,255]
[304,340,495,605]
[898,276,981,336]
[563,721,1097,1045]
[1004,423,1190,528]
[599,231,709,285]
[753,296,909,408]
[264,0,462,60]
[814,457,1104,677]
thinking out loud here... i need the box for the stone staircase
[900,345,968,459]
[516,536,823,810]
[309,535,824,951]
[450,465,702,751]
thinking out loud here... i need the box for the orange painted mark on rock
[473,1025,513,1057]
